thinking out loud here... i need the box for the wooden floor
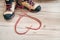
[0,0,60,40]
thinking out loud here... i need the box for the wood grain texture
[0,0,60,40]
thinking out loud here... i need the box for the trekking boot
[16,0,41,12]
[3,0,16,20]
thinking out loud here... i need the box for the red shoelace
[14,5,42,35]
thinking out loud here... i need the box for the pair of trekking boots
[4,0,41,20]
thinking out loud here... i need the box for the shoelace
[6,4,11,11]
[14,5,42,35]
[27,0,34,6]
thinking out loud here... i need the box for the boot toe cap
[3,13,14,20]
[31,5,41,12]
[35,5,41,12]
